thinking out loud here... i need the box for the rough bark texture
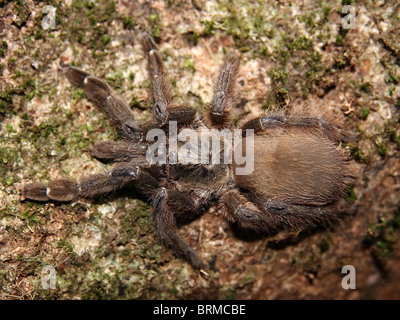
[0,0,399,299]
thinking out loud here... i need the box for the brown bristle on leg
[47,179,79,202]
[22,182,49,202]
[207,108,231,129]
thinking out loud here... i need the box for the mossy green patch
[364,211,400,259]
[344,187,357,204]
[359,107,369,121]
[183,58,196,73]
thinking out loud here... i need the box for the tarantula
[22,33,354,269]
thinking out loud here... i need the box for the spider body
[235,133,348,206]
[22,33,353,269]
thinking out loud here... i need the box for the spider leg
[152,188,204,269]
[242,111,343,142]
[61,63,141,141]
[209,51,240,128]
[22,165,158,202]
[141,33,196,125]
[222,190,338,233]
[222,189,279,233]
[264,199,340,229]
[91,140,148,165]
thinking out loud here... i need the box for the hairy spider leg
[22,165,158,202]
[242,111,344,143]
[221,189,340,233]
[152,188,205,269]
[61,63,141,141]
[141,33,196,125]
[208,51,240,128]
[91,140,148,165]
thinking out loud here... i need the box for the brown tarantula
[22,33,354,269]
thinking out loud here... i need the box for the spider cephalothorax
[22,33,354,269]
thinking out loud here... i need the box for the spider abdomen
[233,133,350,206]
